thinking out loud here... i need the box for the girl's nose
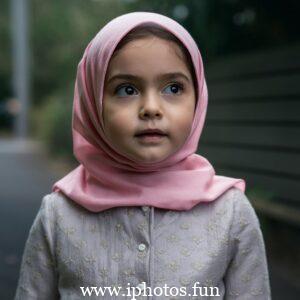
[138,92,163,120]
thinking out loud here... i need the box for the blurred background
[0,0,299,299]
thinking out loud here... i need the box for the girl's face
[102,36,196,164]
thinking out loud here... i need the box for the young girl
[15,12,271,300]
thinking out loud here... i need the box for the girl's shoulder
[195,187,240,213]
[218,187,262,236]
[213,186,256,216]
[196,187,261,232]
[227,187,259,221]
[39,191,88,224]
[41,191,75,211]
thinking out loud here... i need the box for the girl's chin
[130,152,171,164]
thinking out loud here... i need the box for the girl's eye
[114,82,184,97]
[115,84,138,97]
[163,83,184,95]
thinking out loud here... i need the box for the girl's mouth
[135,133,167,144]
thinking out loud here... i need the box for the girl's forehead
[106,37,189,77]
[114,36,185,59]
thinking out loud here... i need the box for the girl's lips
[135,133,167,143]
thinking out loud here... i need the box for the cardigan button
[138,243,146,252]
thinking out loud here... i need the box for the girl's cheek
[105,109,134,133]
[172,108,194,135]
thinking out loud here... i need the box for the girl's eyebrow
[107,72,191,85]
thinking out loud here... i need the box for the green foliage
[31,0,128,106]
[31,86,73,160]
[28,0,128,160]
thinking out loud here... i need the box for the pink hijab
[52,11,245,212]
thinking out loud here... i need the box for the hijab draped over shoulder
[52,12,245,212]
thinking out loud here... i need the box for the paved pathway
[0,138,64,299]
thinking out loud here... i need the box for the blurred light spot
[6,98,21,116]
[233,8,256,26]
[172,4,189,21]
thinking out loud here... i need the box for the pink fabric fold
[52,11,245,212]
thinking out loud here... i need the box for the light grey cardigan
[14,187,271,299]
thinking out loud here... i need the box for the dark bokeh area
[0,0,299,299]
